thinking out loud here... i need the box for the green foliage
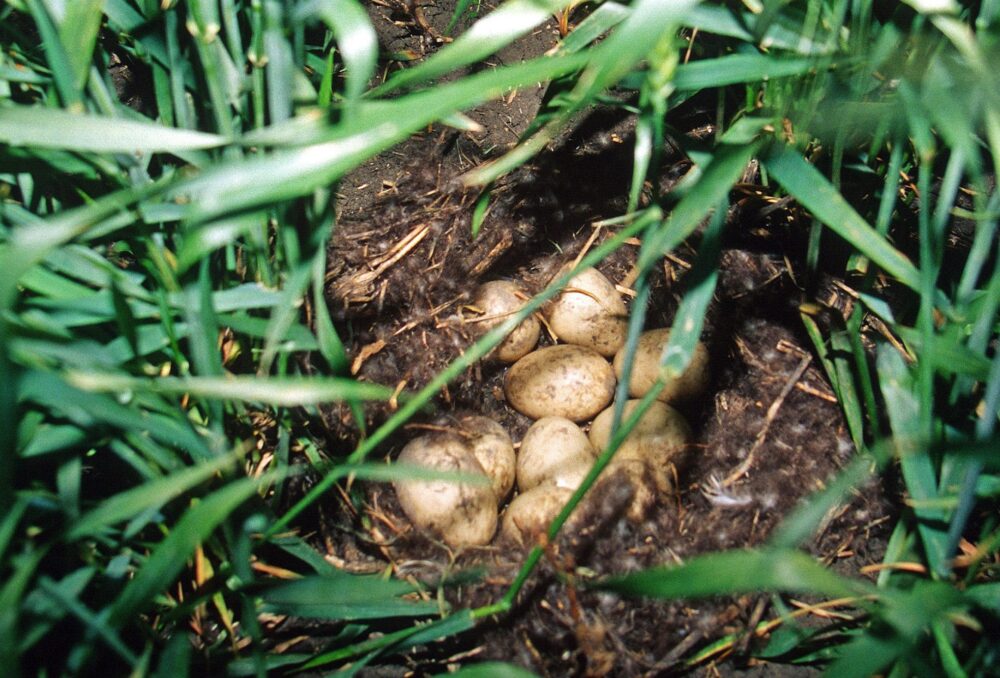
[1,0,998,675]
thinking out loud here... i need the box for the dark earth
[275,1,896,675]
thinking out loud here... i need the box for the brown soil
[296,2,895,675]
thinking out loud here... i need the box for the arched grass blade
[19,370,215,461]
[172,52,591,223]
[373,0,571,95]
[295,0,377,115]
[673,55,822,91]
[558,2,629,54]
[463,0,700,187]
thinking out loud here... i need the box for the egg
[517,417,596,491]
[504,345,616,421]
[588,399,691,452]
[613,430,689,493]
[599,459,656,522]
[545,265,627,357]
[613,329,710,403]
[471,280,541,363]
[392,434,497,547]
[588,399,691,520]
[499,484,575,548]
[458,415,516,502]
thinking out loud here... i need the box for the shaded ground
[294,2,897,675]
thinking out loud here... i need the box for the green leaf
[260,572,439,620]
[19,370,215,460]
[764,144,922,293]
[673,54,821,91]
[463,0,699,186]
[108,472,276,627]
[559,2,628,54]
[65,372,397,406]
[59,0,105,93]
[295,0,377,114]
[375,0,571,94]
[824,632,902,678]
[20,567,95,653]
[592,548,869,600]
[659,200,724,380]
[877,346,951,578]
[300,610,475,671]
[640,141,760,270]
[67,450,245,540]
[171,51,591,223]
[24,0,83,108]
[965,582,1000,612]
[0,105,227,152]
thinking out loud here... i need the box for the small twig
[723,354,812,487]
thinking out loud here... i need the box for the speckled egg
[504,345,616,421]
[613,329,710,403]
[545,265,627,357]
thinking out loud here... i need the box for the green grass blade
[640,141,760,270]
[770,453,877,549]
[260,572,440,620]
[0,549,47,671]
[295,0,377,115]
[558,2,628,54]
[107,471,278,627]
[65,372,396,406]
[876,346,951,578]
[0,105,227,152]
[20,370,215,461]
[591,548,869,600]
[37,576,139,669]
[300,609,475,671]
[825,633,902,678]
[764,144,921,292]
[464,0,699,186]
[311,242,350,373]
[24,0,83,109]
[67,450,245,540]
[19,567,95,654]
[59,0,104,94]
[171,52,591,223]
[374,0,570,95]
[673,54,823,91]
[659,200,723,379]
[0,495,28,563]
